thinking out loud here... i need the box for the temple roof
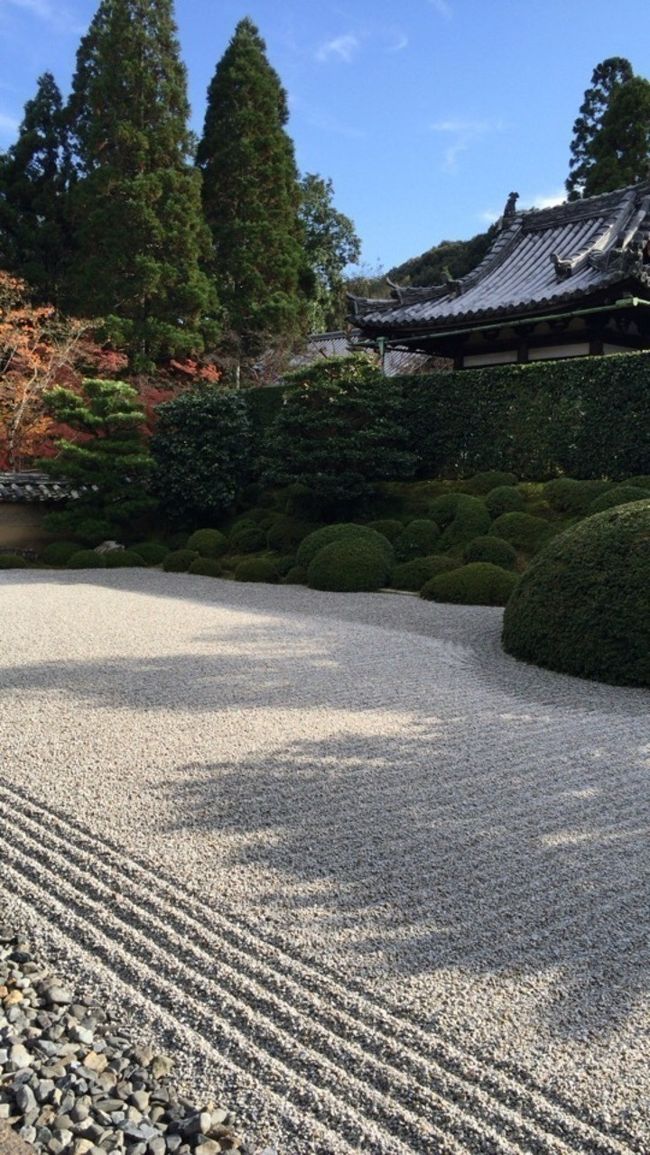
[350,183,650,334]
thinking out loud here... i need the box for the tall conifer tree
[585,76,650,196]
[196,18,307,355]
[0,73,72,304]
[566,58,634,200]
[65,0,218,368]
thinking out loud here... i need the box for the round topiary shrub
[463,535,518,570]
[0,552,30,568]
[420,562,518,606]
[297,524,394,569]
[438,496,491,552]
[502,501,650,686]
[484,486,525,519]
[586,484,650,515]
[366,519,405,542]
[462,470,519,495]
[394,519,441,561]
[132,541,169,566]
[428,492,463,528]
[67,550,107,569]
[490,512,557,554]
[186,529,228,558]
[266,516,313,553]
[270,554,298,577]
[234,558,280,583]
[188,557,223,577]
[229,526,267,554]
[282,565,308,585]
[389,555,461,592]
[307,539,391,592]
[543,477,613,515]
[104,550,147,568]
[163,549,199,573]
[40,540,81,566]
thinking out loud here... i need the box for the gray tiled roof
[0,471,82,503]
[288,332,449,375]
[351,183,650,332]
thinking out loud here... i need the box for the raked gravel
[0,568,648,1155]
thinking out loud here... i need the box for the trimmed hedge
[438,496,491,551]
[484,486,525,518]
[67,550,106,569]
[0,553,31,568]
[490,512,557,554]
[266,516,313,553]
[229,526,267,553]
[283,565,308,584]
[186,529,228,558]
[163,549,199,572]
[297,524,394,569]
[462,470,519,495]
[132,541,169,565]
[394,519,441,561]
[420,562,519,606]
[40,540,81,566]
[543,477,612,514]
[586,484,650,515]
[463,536,518,570]
[104,550,147,568]
[390,555,460,591]
[234,558,280,583]
[307,540,391,592]
[502,501,650,686]
[188,557,223,577]
[366,519,405,542]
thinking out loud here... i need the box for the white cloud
[427,0,452,19]
[526,190,566,210]
[430,118,505,173]
[316,34,359,63]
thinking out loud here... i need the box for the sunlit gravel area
[0,569,649,1155]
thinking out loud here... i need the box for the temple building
[349,182,650,369]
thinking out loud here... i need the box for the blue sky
[0,0,649,272]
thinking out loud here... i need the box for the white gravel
[0,569,649,1155]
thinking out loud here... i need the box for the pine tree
[65,0,218,369]
[566,57,634,200]
[196,18,307,355]
[585,76,650,196]
[0,73,72,304]
[299,173,361,332]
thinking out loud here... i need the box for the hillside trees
[299,173,361,331]
[64,0,218,369]
[196,18,307,357]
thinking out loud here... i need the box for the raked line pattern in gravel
[0,571,649,1154]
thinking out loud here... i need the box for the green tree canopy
[196,17,307,356]
[299,173,361,332]
[0,73,72,304]
[566,57,635,200]
[65,0,219,369]
[585,76,650,196]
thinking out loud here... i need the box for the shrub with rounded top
[282,565,308,585]
[132,541,169,566]
[389,555,461,592]
[0,552,30,568]
[188,557,223,577]
[229,526,267,553]
[543,477,612,515]
[484,486,525,519]
[463,535,518,570]
[502,501,650,686]
[67,550,107,569]
[462,470,519,495]
[490,511,557,554]
[366,519,405,542]
[297,524,394,569]
[307,540,391,592]
[40,540,81,566]
[234,558,280,583]
[420,563,518,606]
[428,492,463,529]
[586,484,650,515]
[438,496,491,551]
[104,550,147,568]
[270,554,298,577]
[394,519,441,561]
[163,549,199,572]
[186,529,228,558]
[266,516,313,553]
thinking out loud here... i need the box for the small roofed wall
[0,504,55,551]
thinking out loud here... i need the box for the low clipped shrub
[40,540,81,566]
[428,492,463,528]
[502,501,650,686]
[0,552,30,569]
[366,519,405,542]
[543,477,612,515]
[163,549,199,573]
[627,475,650,489]
[66,517,115,546]
[186,529,228,558]
[463,535,518,570]
[394,519,441,561]
[586,484,650,515]
[229,526,267,553]
[438,495,491,551]
[490,511,556,554]
[67,550,107,569]
[283,565,308,585]
[188,557,223,577]
[390,555,461,591]
[484,486,525,518]
[421,562,518,606]
[297,524,394,569]
[462,470,519,495]
[307,539,391,592]
[266,516,313,553]
[104,550,147,568]
[132,541,169,566]
[271,554,298,577]
[234,558,280,583]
